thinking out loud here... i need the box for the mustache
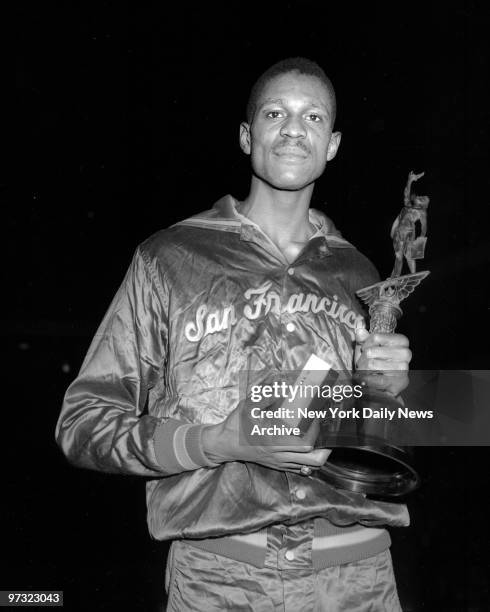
[273,140,310,155]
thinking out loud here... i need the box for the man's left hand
[354,326,412,396]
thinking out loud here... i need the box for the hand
[354,326,411,396]
[202,401,330,474]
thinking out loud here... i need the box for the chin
[274,182,309,192]
[252,165,317,191]
[269,172,314,191]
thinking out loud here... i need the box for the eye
[306,113,322,122]
[265,110,284,119]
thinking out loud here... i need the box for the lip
[273,147,309,160]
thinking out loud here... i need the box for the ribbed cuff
[153,419,219,474]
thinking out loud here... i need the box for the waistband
[184,519,391,570]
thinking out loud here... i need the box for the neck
[238,177,315,249]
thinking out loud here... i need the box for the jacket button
[287,267,295,275]
[286,322,295,332]
[285,550,295,561]
[295,488,306,500]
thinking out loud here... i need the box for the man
[57,58,411,611]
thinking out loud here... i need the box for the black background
[8,1,490,610]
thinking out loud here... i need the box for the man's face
[240,71,341,191]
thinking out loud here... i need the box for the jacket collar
[176,195,355,253]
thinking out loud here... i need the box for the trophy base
[310,390,420,498]
[316,445,420,498]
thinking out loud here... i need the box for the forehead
[257,71,333,112]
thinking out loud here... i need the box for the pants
[165,541,402,612]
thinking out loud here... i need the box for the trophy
[316,171,430,498]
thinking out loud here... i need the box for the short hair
[245,57,336,125]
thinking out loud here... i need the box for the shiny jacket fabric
[56,195,409,541]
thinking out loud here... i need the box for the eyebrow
[259,98,330,116]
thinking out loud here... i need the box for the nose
[279,115,307,139]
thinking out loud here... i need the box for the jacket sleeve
[55,246,216,476]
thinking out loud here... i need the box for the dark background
[8,1,489,610]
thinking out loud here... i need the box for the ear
[326,131,342,161]
[239,122,251,155]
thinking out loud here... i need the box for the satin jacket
[56,195,409,540]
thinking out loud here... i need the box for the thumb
[355,322,370,344]
[311,448,331,464]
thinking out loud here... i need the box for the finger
[255,458,319,473]
[270,463,320,475]
[362,333,409,348]
[356,352,411,371]
[316,448,332,463]
[304,448,331,466]
[362,347,412,362]
[275,448,331,467]
[257,462,303,472]
[264,443,314,452]
[360,358,409,371]
[359,372,409,392]
[357,371,389,388]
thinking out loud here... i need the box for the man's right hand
[201,401,330,474]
